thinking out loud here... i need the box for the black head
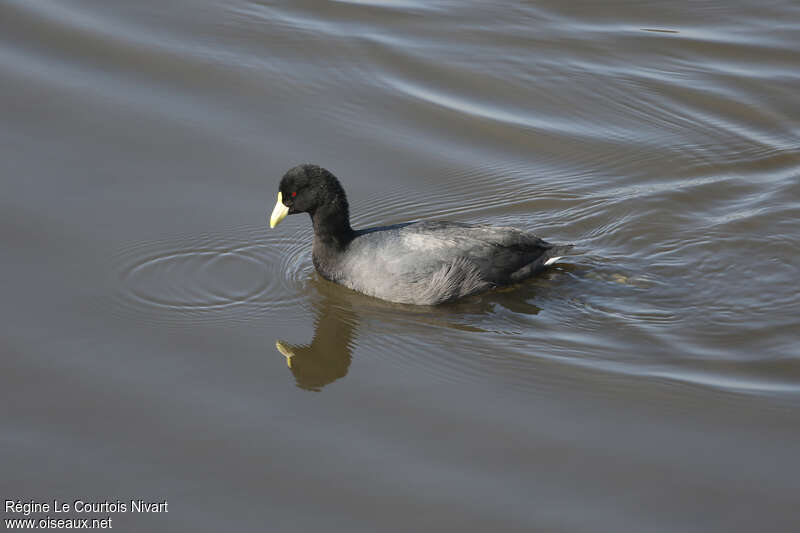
[269,164,352,239]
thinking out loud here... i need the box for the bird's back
[320,221,570,305]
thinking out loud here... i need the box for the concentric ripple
[104,224,315,327]
[124,247,267,309]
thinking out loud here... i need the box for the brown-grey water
[2,1,799,531]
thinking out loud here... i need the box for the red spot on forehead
[291,191,297,197]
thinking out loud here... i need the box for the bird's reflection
[273,270,562,391]
[275,292,358,391]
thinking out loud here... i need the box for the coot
[269,164,572,305]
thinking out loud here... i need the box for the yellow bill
[270,191,290,228]
[275,340,294,368]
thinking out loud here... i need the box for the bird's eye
[291,191,297,198]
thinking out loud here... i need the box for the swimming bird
[269,164,572,305]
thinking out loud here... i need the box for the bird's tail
[543,244,574,266]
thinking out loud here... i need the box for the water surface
[2,1,799,531]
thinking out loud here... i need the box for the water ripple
[104,224,314,328]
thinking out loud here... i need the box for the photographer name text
[5,499,167,515]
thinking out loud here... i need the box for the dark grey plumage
[270,164,572,305]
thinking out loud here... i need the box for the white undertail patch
[544,256,562,266]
